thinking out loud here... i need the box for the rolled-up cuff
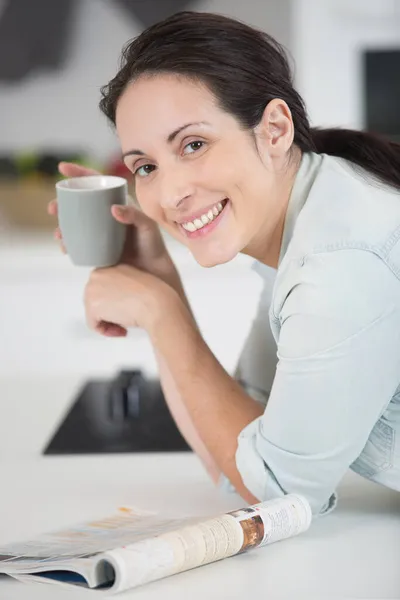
[232,418,337,516]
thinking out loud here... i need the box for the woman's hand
[48,162,190,337]
[84,263,180,338]
[48,162,183,292]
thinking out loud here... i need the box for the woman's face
[116,74,293,267]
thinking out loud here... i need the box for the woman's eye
[133,142,204,177]
[183,141,204,155]
[134,164,155,178]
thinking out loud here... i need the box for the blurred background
[0,0,399,458]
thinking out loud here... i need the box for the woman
[49,12,400,516]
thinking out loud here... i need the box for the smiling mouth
[179,199,228,233]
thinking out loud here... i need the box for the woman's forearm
[154,349,221,481]
[150,293,264,503]
[154,270,221,479]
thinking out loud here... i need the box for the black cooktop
[43,370,191,455]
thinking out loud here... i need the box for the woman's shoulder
[286,152,400,264]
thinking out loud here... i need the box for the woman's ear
[256,98,295,158]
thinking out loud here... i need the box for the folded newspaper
[0,494,311,594]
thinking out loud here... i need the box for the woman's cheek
[145,194,166,223]
[134,189,152,218]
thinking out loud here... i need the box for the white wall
[198,0,293,52]
[0,0,292,164]
[292,0,400,129]
[1,0,399,162]
[0,0,139,163]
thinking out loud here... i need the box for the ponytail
[310,127,400,190]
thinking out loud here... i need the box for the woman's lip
[178,199,230,239]
[174,199,228,224]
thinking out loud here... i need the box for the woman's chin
[191,247,238,268]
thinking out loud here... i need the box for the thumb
[58,161,100,178]
[111,204,154,230]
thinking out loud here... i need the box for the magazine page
[0,506,197,561]
[0,494,312,594]
[99,493,312,594]
[0,506,200,588]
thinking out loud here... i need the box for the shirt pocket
[351,418,395,479]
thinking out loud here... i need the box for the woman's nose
[158,168,196,210]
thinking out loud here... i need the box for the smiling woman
[51,11,400,517]
[112,71,294,269]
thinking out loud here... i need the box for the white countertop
[2,231,399,598]
[1,454,400,599]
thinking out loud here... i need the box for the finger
[111,204,154,229]
[54,228,67,254]
[84,283,102,332]
[58,162,100,178]
[47,199,58,216]
[97,322,128,337]
[85,308,98,333]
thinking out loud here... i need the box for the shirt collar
[252,151,323,278]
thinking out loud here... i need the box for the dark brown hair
[99,11,400,190]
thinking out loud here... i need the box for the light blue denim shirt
[230,151,400,516]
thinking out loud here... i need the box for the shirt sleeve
[235,249,400,515]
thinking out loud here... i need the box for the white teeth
[182,200,227,232]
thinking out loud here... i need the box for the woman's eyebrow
[122,121,211,158]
